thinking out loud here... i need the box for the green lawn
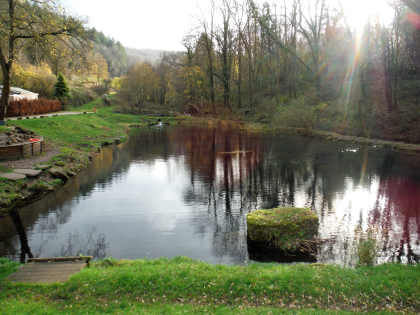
[0,257,418,314]
[10,105,174,151]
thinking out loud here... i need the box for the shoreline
[0,112,420,217]
[176,116,420,153]
[280,127,420,153]
[1,111,420,216]
[0,139,124,216]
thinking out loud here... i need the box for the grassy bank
[1,257,419,314]
[0,101,182,213]
[161,115,420,153]
[291,128,420,153]
[11,103,176,151]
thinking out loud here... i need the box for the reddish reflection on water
[371,177,420,264]
[164,125,420,265]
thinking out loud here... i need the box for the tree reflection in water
[169,124,420,265]
[7,209,109,261]
[9,210,33,263]
[0,145,128,261]
[58,228,108,259]
[1,125,420,266]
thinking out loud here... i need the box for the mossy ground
[0,165,13,173]
[0,178,25,209]
[0,257,418,314]
[0,126,10,134]
[247,208,319,251]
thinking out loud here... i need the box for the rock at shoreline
[66,169,77,177]
[36,164,51,171]
[247,207,319,252]
[14,169,42,178]
[0,126,38,147]
[48,168,69,182]
[0,172,26,181]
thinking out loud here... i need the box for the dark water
[1,125,420,266]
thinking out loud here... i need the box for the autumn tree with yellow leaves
[0,0,85,121]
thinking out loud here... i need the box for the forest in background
[118,0,420,143]
[1,0,420,143]
[1,26,127,106]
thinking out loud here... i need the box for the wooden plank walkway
[7,257,91,284]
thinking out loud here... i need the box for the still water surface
[1,125,420,266]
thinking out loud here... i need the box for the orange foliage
[7,98,62,117]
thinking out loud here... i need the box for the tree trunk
[237,42,242,109]
[222,45,231,109]
[0,68,11,121]
[207,50,216,113]
[220,16,232,111]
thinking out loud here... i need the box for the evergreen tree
[54,73,69,100]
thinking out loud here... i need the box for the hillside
[125,48,171,65]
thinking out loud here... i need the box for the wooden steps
[7,256,92,284]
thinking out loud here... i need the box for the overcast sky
[62,0,201,51]
[61,0,393,51]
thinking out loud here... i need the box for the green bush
[68,88,97,107]
[357,236,377,266]
[54,73,70,101]
[274,97,317,130]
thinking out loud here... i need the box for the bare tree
[297,0,329,96]
[214,0,235,110]
[201,0,217,113]
[381,2,405,111]
[0,0,84,121]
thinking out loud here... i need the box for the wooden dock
[7,257,92,284]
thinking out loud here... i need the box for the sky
[62,0,201,51]
[61,0,394,51]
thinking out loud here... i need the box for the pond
[1,124,420,266]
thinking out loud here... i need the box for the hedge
[7,98,62,117]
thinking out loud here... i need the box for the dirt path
[6,111,93,121]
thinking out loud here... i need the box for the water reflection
[1,125,420,266]
[0,146,128,261]
[9,210,33,263]
[59,228,108,259]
